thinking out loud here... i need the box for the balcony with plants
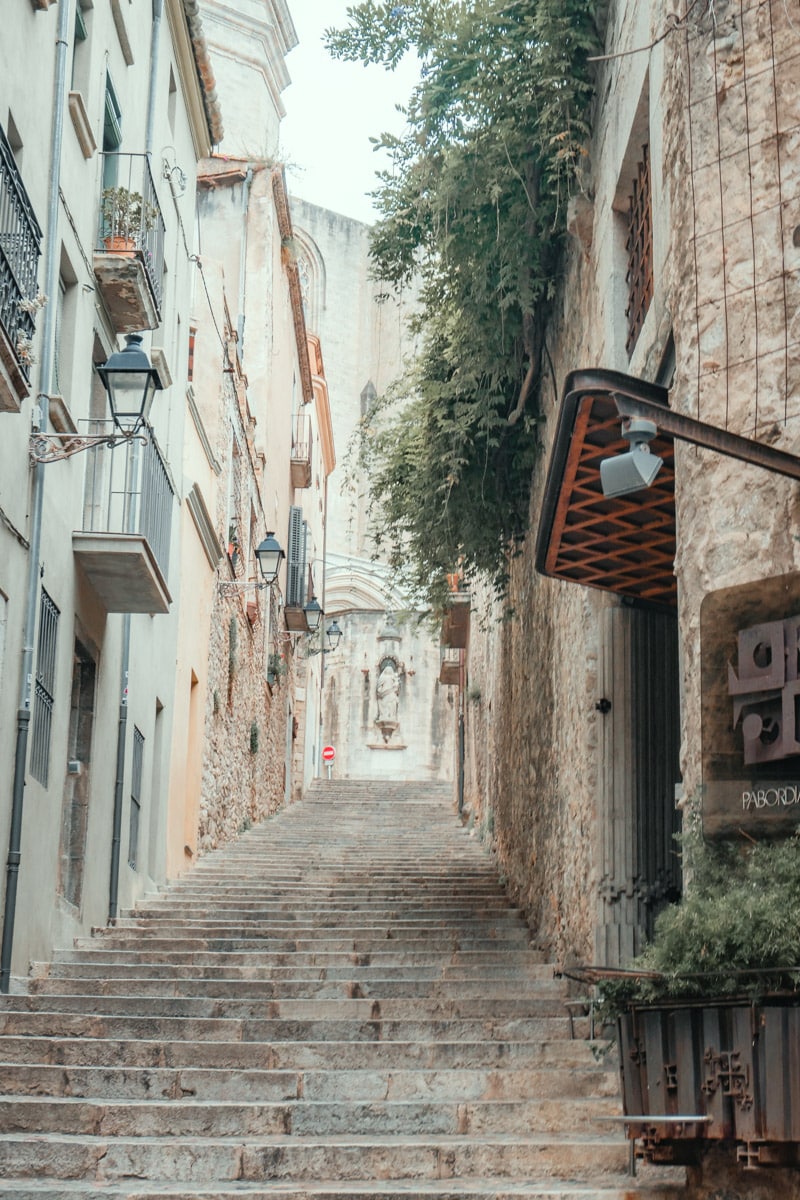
[0,121,42,411]
[94,153,165,333]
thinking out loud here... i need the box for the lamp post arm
[613,394,800,483]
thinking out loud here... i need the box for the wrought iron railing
[98,153,165,313]
[0,122,42,380]
[82,421,174,581]
[292,409,313,465]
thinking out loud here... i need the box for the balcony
[73,422,174,613]
[93,154,165,333]
[0,123,42,411]
[439,647,461,686]
[441,591,471,649]
[291,409,313,489]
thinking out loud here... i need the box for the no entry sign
[322,745,336,763]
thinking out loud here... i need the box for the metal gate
[596,605,682,965]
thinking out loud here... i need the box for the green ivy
[599,832,800,1017]
[328,0,600,609]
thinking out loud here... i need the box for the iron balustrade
[98,153,165,314]
[292,409,313,464]
[81,421,174,581]
[0,123,42,380]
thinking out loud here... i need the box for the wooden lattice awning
[535,370,676,608]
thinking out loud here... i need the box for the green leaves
[329,0,599,609]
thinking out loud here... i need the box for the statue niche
[375,657,401,744]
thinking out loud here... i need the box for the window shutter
[287,506,307,607]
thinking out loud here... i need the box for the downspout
[457,654,465,815]
[1,0,73,993]
[108,0,162,922]
[145,0,164,157]
[237,168,254,354]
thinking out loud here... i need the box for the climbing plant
[327,0,600,609]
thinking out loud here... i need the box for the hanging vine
[328,0,600,610]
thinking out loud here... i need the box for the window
[30,589,59,787]
[53,253,79,403]
[624,145,653,356]
[226,429,243,574]
[286,506,308,608]
[128,726,144,870]
[58,639,96,908]
[71,1,91,93]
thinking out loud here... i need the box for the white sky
[281,1,418,224]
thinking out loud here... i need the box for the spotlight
[599,417,663,498]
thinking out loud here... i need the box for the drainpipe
[107,615,130,922]
[145,0,163,157]
[0,0,73,993]
[108,0,162,923]
[237,168,254,353]
[457,654,465,815]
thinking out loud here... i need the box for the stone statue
[376,662,400,725]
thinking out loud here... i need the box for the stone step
[0,1010,574,1042]
[72,937,536,955]
[107,912,532,931]
[20,979,568,1008]
[30,962,559,985]
[2,994,570,1019]
[0,1131,634,1182]
[0,1063,616,1102]
[0,1182,689,1199]
[0,1036,600,1071]
[0,1094,621,1137]
[53,945,537,964]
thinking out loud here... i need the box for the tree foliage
[598,833,800,1017]
[327,0,600,608]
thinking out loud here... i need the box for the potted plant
[597,829,800,1168]
[100,187,157,251]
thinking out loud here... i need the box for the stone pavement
[0,779,686,1197]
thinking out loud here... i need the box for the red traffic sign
[322,745,336,763]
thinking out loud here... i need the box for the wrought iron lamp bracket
[29,429,148,465]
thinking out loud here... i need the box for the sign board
[321,745,336,763]
[701,572,800,838]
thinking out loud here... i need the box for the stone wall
[464,0,800,971]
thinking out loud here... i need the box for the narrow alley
[0,782,684,1197]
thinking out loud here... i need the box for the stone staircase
[0,779,686,1197]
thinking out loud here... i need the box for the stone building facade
[0,0,221,984]
[290,200,456,783]
[463,0,800,969]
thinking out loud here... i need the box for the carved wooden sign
[702,573,800,838]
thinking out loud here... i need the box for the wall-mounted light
[30,333,164,463]
[218,533,285,595]
[307,618,344,656]
[304,595,323,633]
[600,417,663,498]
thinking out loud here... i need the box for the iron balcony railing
[82,421,174,581]
[0,122,42,381]
[98,153,165,312]
[292,409,313,464]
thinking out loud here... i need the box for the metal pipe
[145,0,164,156]
[1,0,73,993]
[237,168,254,353]
[108,616,130,922]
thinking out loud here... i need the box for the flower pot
[103,235,136,253]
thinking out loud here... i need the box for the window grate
[128,726,144,870]
[624,145,653,356]
[30,589,59,786]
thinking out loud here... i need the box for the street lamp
[254,533,285,587]
[96,333,164,432]
[307,618,344,656]
[30,333,164,463]
[304,595,324,633]
[218,533,285,595]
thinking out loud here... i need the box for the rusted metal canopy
[535,370,676,608]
